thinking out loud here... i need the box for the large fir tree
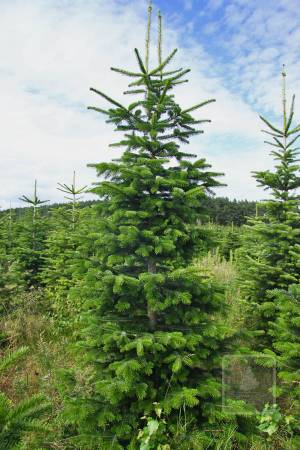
[63,5,237,449]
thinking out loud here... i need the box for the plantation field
[0,3,299,449]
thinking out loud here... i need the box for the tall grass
[195,248,246,332]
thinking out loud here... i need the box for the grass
[195,248,247,333]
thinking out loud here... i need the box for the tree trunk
[147,259,157,330]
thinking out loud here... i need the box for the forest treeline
[0,3,299,449]
[1,196,260,226]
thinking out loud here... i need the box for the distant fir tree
[216,222,242,261]
[61,5,244,449]
[239,66,300,348]
[56,171,88,230]
[0,206,24,314]
[16,180,49,288]
[41,173,97,330]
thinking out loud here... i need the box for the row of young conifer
[0,3,299,449]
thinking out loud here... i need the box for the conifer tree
[41,173,94,329]
[218,223,241,261]
[56,171,88,230]
[272,285,300,441]
[16,180,49,288]
[239,66,300,348]
[0,207,24,314]
[63,5,236,448]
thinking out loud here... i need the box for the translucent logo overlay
[222,354,277,414]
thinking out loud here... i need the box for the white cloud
[219,0,300,114]
[207,0,224,11]
[183,0,194,11]
[0,0,285,209]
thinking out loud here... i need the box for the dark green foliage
[202,197,259,226]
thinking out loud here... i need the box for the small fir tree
[0,207,24,315]
[56,171,88,230]
[41,173,95,330]
[218,223,241,261]
[239,66,300,348]
[16,180,49,288]
[62,5,238,448]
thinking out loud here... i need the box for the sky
[1,0,300,209]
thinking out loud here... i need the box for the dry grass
[0,290,72,405]
[198,249,237,284]
[194,249,247,332]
